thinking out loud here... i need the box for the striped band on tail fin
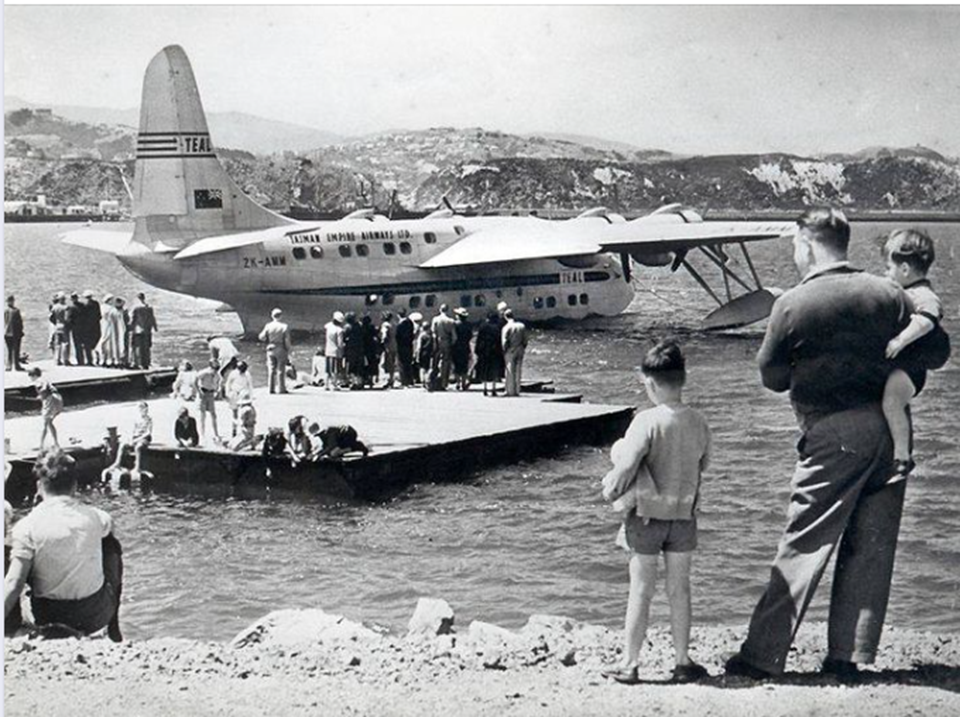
[132,45,293,251]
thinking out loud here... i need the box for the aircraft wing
[173,226,317,260]
[420,216,794,269]
[419,217,601,268]
[61,229,136,255]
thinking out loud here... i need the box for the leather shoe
[821,657,860,682]
[723,653,773,680]
[671,661,709,683]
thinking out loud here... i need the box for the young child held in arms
[601,340,712,684]
[881,229,949,478]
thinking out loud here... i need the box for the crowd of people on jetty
[263,301,529,397]
[3,290,159,372]
[97,301,528,479]
[4,210,952,689]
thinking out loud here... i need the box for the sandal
[600,665,640,685]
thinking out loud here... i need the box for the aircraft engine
[558,254,600,268]
[630,251,674,267]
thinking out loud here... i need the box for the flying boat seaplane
[63,45,794,335]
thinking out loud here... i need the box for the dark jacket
[4,306,23,339]
[757,266,909,425]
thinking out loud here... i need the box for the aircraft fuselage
[120,215,635,334]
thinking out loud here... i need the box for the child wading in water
[601,340,712,684]
[881,229,950,478]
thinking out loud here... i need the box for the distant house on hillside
[4,195,53,217]
[98,200,121,219]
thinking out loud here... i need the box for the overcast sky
[5,5,960,156]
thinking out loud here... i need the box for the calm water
[3,221,958,642]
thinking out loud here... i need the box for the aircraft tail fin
[132,45,293,250]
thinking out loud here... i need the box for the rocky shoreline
[5,601,960,716]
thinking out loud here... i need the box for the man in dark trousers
[75,290,102,366]
[725,208,910,681]
[395,308,416,387]
[5,295,24,371]
[130,292,158,369]
[66,293,84,365]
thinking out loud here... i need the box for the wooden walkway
[4,361,177,413]
[4,385,634,503]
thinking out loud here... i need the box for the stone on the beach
[230,609,379,650]
[407,597,455,637]
[522,614,578,636]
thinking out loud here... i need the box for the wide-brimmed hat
[409,312,423,322]
[333,311,345,322]
[103,294,115,303]
[82,290,94,298]
[454,308,469,317]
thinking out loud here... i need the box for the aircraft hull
[119,250,635,335]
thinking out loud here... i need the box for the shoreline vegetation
[5,604,959,716]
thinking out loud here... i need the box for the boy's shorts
[623,514,697,555]
[198,391,216,412]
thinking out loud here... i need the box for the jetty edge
[4,383,634,504]
[4,361,177,413]
[4,605,959,717]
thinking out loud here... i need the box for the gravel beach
[5,609,959,717]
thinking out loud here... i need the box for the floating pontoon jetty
[4,384,633,503]
[4,362,177,413]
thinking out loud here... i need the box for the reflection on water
[4,222,959,641]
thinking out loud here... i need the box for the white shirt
[10,496,112,600]
[208,337,239,364]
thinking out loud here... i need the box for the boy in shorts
[600,340,712,684]
[881,229,949,478]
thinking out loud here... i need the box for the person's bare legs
[620,553,658,668]
[133,443,145,472]
[208,409,221,443]
[41,419,60,450]
[882,369,916,463]
[108,443,128,470]
[664,550,694,667]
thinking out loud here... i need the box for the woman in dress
[473,311,503,397]
[224,360,254,435]
[452,308,474,391]
[98,296,125,368]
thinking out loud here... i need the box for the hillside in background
[5,107,959,215]
[4,97,344,154]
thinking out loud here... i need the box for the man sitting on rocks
[4,451,123,641]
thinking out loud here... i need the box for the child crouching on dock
[601,340,712,684]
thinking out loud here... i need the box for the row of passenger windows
[290,242,416,261]
[290,231,452,261]
[360,290,590,310]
